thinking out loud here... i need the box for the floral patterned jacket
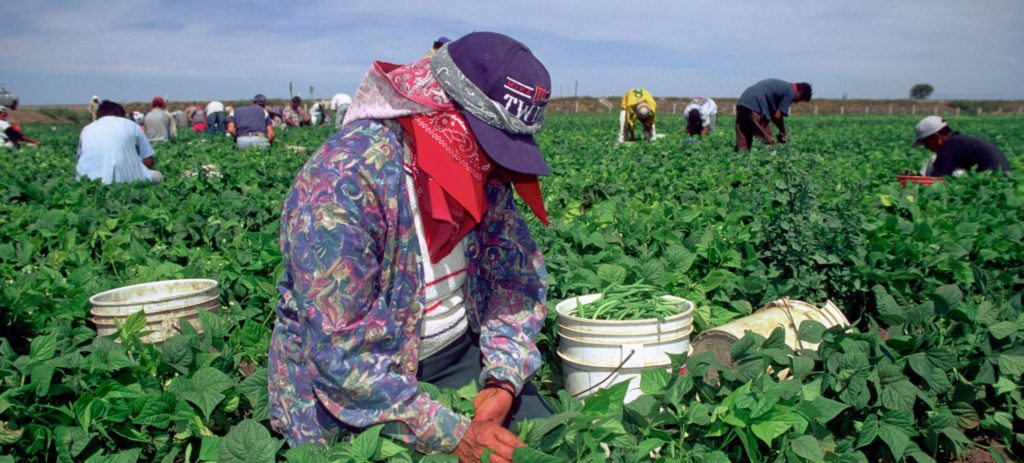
[268,119,547,454]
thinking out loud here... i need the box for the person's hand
[778,132,788,144]
[452,419,523,463]
[452,384,522,463]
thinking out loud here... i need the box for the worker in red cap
[143,97,176,143]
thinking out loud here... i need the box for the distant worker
[283,96,311,127]
[310,100,327,125]
[330,92,351,128]
[131,111,144,125]
[684,97,717,137]
[735,78,811,152]
[171,109,188,128]
[206,100,227,135]
[422,36,451,59]
[0,106,43,149]
[191,105,207,132]
[227,94,275,150]
[76,100,162,184]
[619,88,657,143]
[88,96,100,121]
[268,105,286,129]
[913,116,1011,177]
[143,97,177,143]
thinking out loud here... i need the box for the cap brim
[463,112,550,176]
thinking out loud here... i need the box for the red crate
[897,175,943,187]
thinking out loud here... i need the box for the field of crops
[1,113,1022,462]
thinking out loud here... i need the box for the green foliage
[2,115,1024,461]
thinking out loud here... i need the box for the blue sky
[4,0,1023,105]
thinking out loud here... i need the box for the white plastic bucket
[89,279,220,344]
[555,293,694,402]
[690,297,849,374]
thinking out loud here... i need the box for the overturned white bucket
[555,293,694,403]
[690,297,849,375]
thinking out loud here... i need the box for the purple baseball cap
[438,32,552,176]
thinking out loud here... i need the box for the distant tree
[910,83,934,100]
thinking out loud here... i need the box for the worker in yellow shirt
[619,88,657,143]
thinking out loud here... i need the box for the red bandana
[398,112,548,263]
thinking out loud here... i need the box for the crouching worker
[76,100,162,184]
[268,31,554,463]
[227,94,275,150]
[619,88,657,142]
[913,116,1011,177]
[684,97,717,137]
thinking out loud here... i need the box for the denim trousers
[236,135,269,150]
[206,112,227,135]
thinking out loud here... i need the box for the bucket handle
[570,349,636,398]
[781,299,805,351]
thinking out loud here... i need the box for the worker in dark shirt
[735,78,811,152]
[227,94,275,150]
[913,116,1011,177]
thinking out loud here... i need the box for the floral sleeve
[464,183,548,394]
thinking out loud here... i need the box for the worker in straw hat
[268,31,554,463]
[619,88,658,142]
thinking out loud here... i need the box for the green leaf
[929,284,962,316]
[53,425,90,459]
[989,321,1018,340]
[796,320,826,344]
[750,406,805,445]
[639,368,670,395]
[976,301,1000,326]
[993,376,1017,395]
[856,415,879,449]
[581,380,628,416]
[703,269,736,291]
[160,334,196,374]
[512,447,567,463]
[880,380,918,415]
[218,419,282,463]
[86,449,141,463]
[795,396,849,424]
[703,450,731,463]
[873,285,905,325]
[29,363,55,397]
[134,393,176,428]
[283,443,328,463]
[351,424,383,461]
[790,354,815,379]
[29,332,58,362]
[237,368,269,421]
[664,245,695,273]
[118,310,148,339]
[597,264,626,286]
[790,435,823,461]
[636,437,666,457]
[179,367,235,419]
[199,436,221,462]
[997,349,1024,376]
[877,424,910,460]
[198,309,227,343]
